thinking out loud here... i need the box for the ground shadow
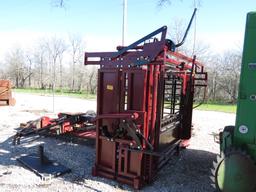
[144,148,217,192]
[0,133,217,192]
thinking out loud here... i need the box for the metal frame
[13,112,96,145]
[85,26,207,189]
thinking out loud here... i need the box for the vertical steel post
[122,0,127,46]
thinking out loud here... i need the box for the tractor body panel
[233,12,256,159]
[216,12,256,192]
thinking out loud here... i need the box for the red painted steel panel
[128,70,147,111]
[98,139,116,169]
[86,27,207,189]
[95,69,121,175]
[127,151,142,175]
[97,69,120,133]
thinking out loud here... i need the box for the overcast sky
[0,0,254,61]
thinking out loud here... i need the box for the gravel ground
[0,93,236,192]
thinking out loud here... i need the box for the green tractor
[213,11,256,192]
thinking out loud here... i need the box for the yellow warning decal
[106,84,114,90]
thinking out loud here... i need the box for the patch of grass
[13,88,237,113]
[195,103,236,113]
[13,88,96,99]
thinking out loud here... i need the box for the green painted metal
[233,11,256,158]
[216,152,256,192]
[217,11,256,192]
[220,131,232,152]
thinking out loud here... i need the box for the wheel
[219,126,235,150]
[211,148,256,192]
[223,126,235,135]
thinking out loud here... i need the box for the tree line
[44,0,242,103]
[0,35,97,94]
[181,44,241,104]
[168,18,242,104]
[0,33,241,103]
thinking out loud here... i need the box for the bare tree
[158,0,202,6]
[33,43,47,89]
[206,55,220,101]
[51,0,66,8]
[5,48,32,88]
[44,37,66,89]
[25,53,33,87]
[218,51,241,103]
[68,34,85,91]
[87,67,97,94]
[205,49,242,103]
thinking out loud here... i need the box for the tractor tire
[211,148,256,192]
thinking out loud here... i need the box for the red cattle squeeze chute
[84,24,207,189]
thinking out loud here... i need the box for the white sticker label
[248,63,256,70]
[250,95,256,101]
[239,125,248,134]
